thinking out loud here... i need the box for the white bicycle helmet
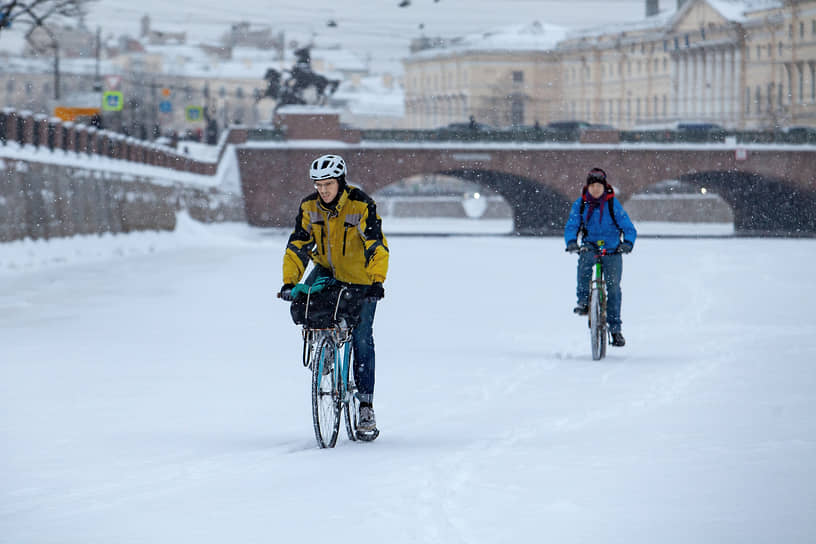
[309,154,347,181]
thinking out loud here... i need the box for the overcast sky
[2,0,667,72]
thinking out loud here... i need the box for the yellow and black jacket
[283,185,389,286]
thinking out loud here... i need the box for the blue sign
[159,100,172,113]
[185,106,204,122]
[101,91,123,111]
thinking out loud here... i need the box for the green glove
[290,276,334,299]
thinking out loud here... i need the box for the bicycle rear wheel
[311,336,341,448]
[342,344,360,441]
[589,286,607,360]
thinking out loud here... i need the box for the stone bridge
[238,112,816,235]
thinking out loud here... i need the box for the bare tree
[0,1,94,37]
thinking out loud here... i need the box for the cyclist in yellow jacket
[279,154,389,433]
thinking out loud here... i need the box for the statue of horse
[259,47,340,111]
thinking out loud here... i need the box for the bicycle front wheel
[311,336,341,448]
[342,344,360,441]
[589,287,607,360]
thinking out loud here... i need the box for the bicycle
[280,282,378,448]
[579,241,621,361]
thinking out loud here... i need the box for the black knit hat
[586,168,608,186]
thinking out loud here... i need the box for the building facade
[404,0,816,130]
[403,22,565,129]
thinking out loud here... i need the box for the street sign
[104,75,122,90]
[102,91,124,111]
[185,106,204,122]
[162,88,172,97]
[54,107,101,121]
[159,100,173,113]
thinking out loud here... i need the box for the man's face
[588,181,605,198]
[314,178,339,203]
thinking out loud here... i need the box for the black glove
[278,283,295,301]
[366,282,385,301]
[618,241,633,254]
[566,240,580,253]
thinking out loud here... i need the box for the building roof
[406,21,568,62]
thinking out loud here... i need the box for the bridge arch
[440,168,571,235]
[676,171,816,235]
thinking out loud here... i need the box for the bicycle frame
[583,241,610,360]
[303,318,361,447]
[287,281,369,447]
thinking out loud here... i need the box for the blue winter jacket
[563,189,637,251]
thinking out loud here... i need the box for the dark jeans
[576,252,623,333]
[305,267,377,403]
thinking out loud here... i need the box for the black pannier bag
[290,283,366,329]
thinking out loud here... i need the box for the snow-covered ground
[2,216,815,543]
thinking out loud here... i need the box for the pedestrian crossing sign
[102,91,124,111]
[185,106,204,122]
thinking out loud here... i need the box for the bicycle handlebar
[577,244,623,255]
[277,280,369,301]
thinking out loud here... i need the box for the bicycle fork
[589,262,606,329]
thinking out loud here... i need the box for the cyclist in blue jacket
[564,168,637,347]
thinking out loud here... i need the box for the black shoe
[611,332,626,347]
[573,303,588,316]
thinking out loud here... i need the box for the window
[219,86,226,98]
[756,86,761,114]
[685,34,690,47]
[664,40,668,52]
[701,28,706,40]
[6,79,14,93]
[674,37,679,50]
[663,94,667,116]
[746,87,751,114]
[767,44,772,57]
[811,63,816,102]
[512,71,523,83]
[236,87,244,99]
[799,64,804,103]
[801,22,805,39]
[779,42,784,56]
[756,45,761,59]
